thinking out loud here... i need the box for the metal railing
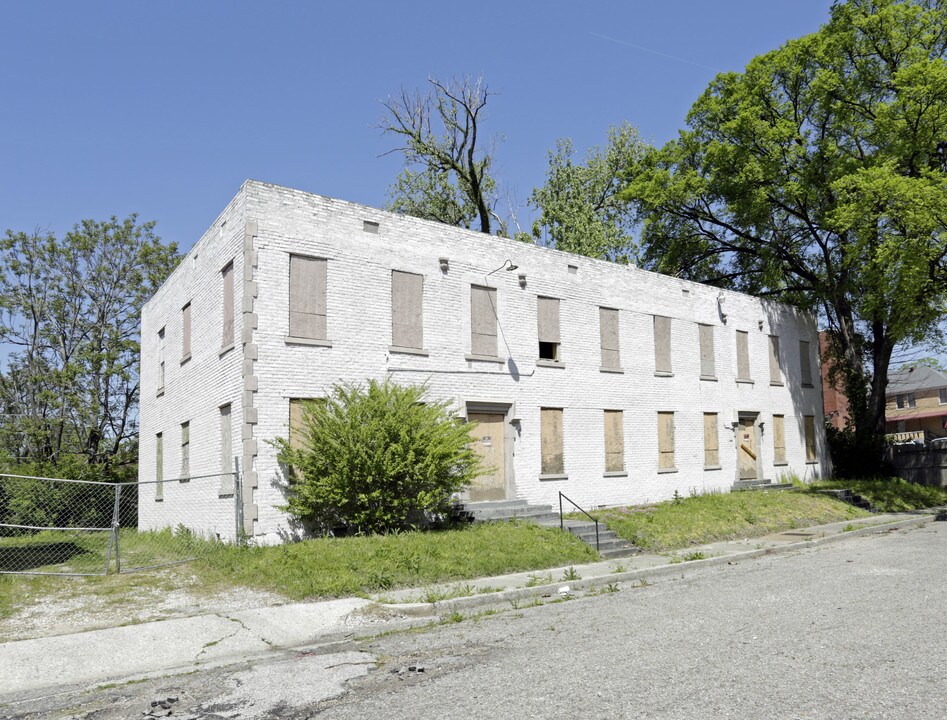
[558,491,599,552]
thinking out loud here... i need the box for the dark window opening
[539,341,559,361]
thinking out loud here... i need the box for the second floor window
[289,255,328,340]
[537,296,561,361]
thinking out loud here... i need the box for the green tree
[530,122,646,263]
[380,75,501,234]
[273,380,484,534]
[622,0,947,473]
[0,216,179,474]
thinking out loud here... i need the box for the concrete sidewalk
[0,511,937,704]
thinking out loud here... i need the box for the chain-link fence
[0,469,241,576]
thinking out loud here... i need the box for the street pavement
[1,513,945,718]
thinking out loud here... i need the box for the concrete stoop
[814,487,876,512]
[732,480,795,492]
[456,500,640,559]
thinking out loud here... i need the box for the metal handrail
[558,491,599,552]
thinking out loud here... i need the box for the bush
[272,380,484,534]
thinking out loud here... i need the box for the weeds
[561,566,580,582]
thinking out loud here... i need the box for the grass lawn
[808,477,947,512]
[587,491,870,552]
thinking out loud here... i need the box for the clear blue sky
[1,1,834,252]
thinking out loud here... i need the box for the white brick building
[138,180,829,542]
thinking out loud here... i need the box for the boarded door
[468,413,506,501]
[737,417,758,480]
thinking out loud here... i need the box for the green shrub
[272,380,484,534]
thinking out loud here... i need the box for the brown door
[467,413,506,501]
[737,417,758,480]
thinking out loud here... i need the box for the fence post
[233,456,244,544]
[111,484,122,574]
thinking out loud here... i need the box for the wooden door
[737,418,758,480]
[468,413,506,501]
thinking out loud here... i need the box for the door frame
[734,411,763,483]
[461,399,516,502]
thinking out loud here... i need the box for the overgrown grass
[587,491,869,552]
[195,522,597,600]
[808,477,947,512]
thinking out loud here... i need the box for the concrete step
[600,546,642,559]
[460,500,530,512]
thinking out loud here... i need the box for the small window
[703,413,719,468]
[157,327,166,395]
[907,393,917,408]
[222,261,234,348]
[654,316,671,375]
[391,270,424,350]
[180,421,190,479]
[896,394,905,409]
[289,397,323,450]
[155,432,164,501]
[289,255,328,341]
[599,307,620,370]
[736,330,751,381]
[470,285,498,357]
[769,336,782,384]
[540,408,565,476]
[657,411,675,470]
[182,302,192,360]
[773,415,786,464]
[940,389,947,405]
[698,324,715,378]
[604,410,624,472]
[804,415,817,463]
[537,297,561,361]
[800,340,813,387]
[219,404,233,495]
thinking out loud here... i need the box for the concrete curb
[377,514,931,618]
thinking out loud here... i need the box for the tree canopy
[622,0,947,470]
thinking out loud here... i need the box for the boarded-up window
[220,404,233,494]
[604,410,624,472]
[600,308,620,369]
[698,324,715,378]
[799,340,813,386]
[470,285,498,357]
[769,336,782,384]
[288,398,323,450]
[654,316,671,374]
[182,302,192,359]
[155,433,163,501]
[773,414,786,464]
[538,297,561,361]
[289,255,327,340]
[804,415,816,462]
[391,270,423,349]
[736,331,751,380]
[180,422,190,478]
[658,411,675,469]
[222,261,234,347]
[540,408,565,475]
[703,413,719,467]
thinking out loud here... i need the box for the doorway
[736,415,759,481]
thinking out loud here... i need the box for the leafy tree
[530,122,646,263]
[622,0,947,474]
[273,379,484,534]
[0,216,179,474]
[380,75,501,234]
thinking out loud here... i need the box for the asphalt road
[9,521,947,719]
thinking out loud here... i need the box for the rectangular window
[698,324,715,378]
[537,296,561,361]
[288,398,323,450]
[222,261,234,348]
[157,327,165,394]
[908,393,916,408]
[800,340,813,387]
[391,270,423,350]
[896,394,905,409]
[604,410,624,472]
[940,389,947,405]
[470,285,498,357]
[703,413,719,468]
[155,432,163,501]
[769,336,782,385]
[804,415,816,463]
[736,330,751,381]
[657,411,675,470]
[180,421,190,478]
[289,255,328,340]
[220,403,233,495]
[599,307,620,370]
[773,414,786,464]
[182,302,192,360]
[540,407,565,476]
[654,316,671,375]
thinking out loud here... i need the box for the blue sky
[1,1,834,252]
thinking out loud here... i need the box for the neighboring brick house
[138,180,829,543]
[820,331,851,430]
[885,365,947,438]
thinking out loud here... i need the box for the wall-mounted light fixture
[717,294,728,323]
[439,257,449,273]
[487,259,519,276]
